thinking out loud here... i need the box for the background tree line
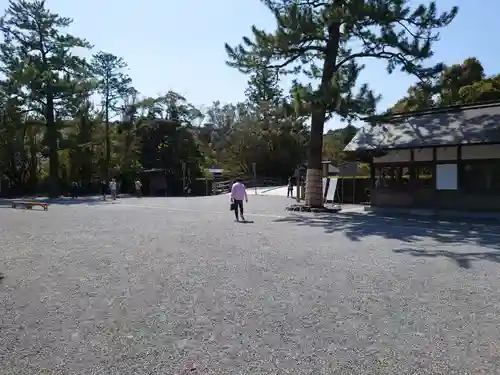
[0,0,475,201]
[390,57,499,112]
[0,0,312,197]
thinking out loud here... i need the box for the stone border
[286,204,342,213]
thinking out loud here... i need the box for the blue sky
[35,1,500,129]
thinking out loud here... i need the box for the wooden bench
[11,201,48,211]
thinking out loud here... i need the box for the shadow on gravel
[392,248,500,269]
[275,212,500,268]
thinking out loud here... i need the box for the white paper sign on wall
[436,164,458,190]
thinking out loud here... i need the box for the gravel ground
[1,195,500,374]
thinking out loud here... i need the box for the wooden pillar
[432,147,437,177]
[370,162,375,188]
[409,149,415,185]
[432,147,437,207]
[457,145,462,191]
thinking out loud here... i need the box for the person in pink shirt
[230,178,248,221]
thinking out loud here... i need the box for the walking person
[287,176,294,198]
[135,178,142,198]
[230,178,248,222]
[109,178,117,200]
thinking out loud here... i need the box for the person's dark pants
[233,199,244,220]
[287,187,293,197]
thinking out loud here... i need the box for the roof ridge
[365,100,500,123]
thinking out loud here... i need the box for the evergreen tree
[91,52,132,181]
[245,63,283,106]
[225,0,457,206]
[0,0,92,196]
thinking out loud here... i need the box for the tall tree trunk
[304,22,341,207]
[27,130,38,192]
[305,108,327,207]
[105,96,110,183]
[46,94,59,198]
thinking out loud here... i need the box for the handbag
[230,202,236,211]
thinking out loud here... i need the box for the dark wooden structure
[344,102,500,212]
[140,168,168,196]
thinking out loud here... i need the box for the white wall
[373,149,411,163]
[414,148,432,161]
[462,144,500,159]
[373,144,500,163]
[436,146,457,161]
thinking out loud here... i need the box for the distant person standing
[230,178,248,221]
[135,178,142,198]
[287,177,294,198]
[100,180,107,200]
[70,181,79,198]
[109,178,117,200]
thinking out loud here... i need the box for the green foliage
[91,51,133,179]
[0,0,93,196]
[323,124,357,162]
[0,0,93,110]
[223,103,309,179]
[199,58,310,180]
[0,0,310,196]
[91,52,132,105]
[244,58,283,107]
[390,58,500,112]
[226,0,457,121]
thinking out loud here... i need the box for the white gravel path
[1,196,499,374]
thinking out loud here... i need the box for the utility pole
[252,162,257,195]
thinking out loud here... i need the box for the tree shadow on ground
[275,212,500,268]
[392,248,500,269]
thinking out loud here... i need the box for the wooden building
[343,102,500,212]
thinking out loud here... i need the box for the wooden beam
[457,145,462,191]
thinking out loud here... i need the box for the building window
[415,164,434,188]
[375,165,410,189]
[461,161,500,193]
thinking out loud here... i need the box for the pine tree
[225,0,457,207]
[245,63,283,107]
[91,52,132,181]
[0,0,92,196]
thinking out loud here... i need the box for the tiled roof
[344,102,500,151]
